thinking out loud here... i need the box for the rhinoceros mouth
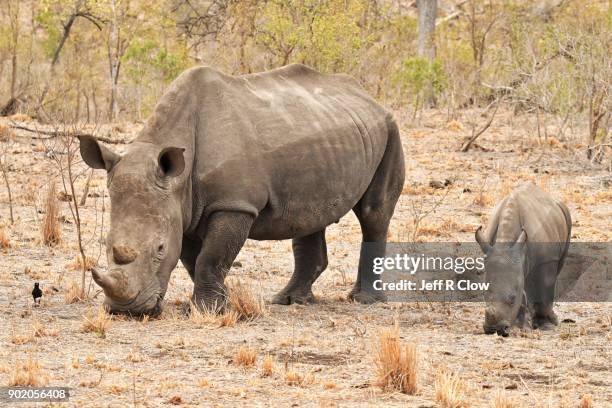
[105,291,163,317]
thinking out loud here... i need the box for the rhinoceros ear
[78,135,119,172]
[158,147,185,178]
[475,226,492,253]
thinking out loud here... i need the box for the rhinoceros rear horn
[78,135,120,172]
[158,147,185,178]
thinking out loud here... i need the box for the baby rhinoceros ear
[158,147,185,178]
[78,135,120,172]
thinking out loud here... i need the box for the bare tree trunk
[417,0,437,107]
[107,0,121,121]
[9,1,20,100]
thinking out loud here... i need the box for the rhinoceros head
[476,228,527,337]
[79,136,186,316]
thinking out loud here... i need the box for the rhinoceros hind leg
[349,120,404,304]
[271,230,327,305]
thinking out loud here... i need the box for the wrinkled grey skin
[79,64,405,315]
[475,183,571,336]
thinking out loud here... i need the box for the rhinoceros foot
[271,288,316,305]
[533,315,559,330]
[348,287,387,304]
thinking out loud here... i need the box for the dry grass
[188,301,238,328]
[373,325,418,394]
[492,390,518,408]
[232,346,257,368]
[473,190,495,207]
[10,329,33,345]
[81,306,112,338]
[41,181,61,246]
[66,254,97,271]
[64,280,85,304]
[226,278,265,321]
[285,370,302,386]
[434,368,469,408]
[578,394,593,408]
[0,227,10,250]
[284,369,316,387]
[9,356,48,386]
[261,355,275,377]
[32,316,59,337]
[0,123,14,142]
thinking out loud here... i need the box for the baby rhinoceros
[475,183,572,337]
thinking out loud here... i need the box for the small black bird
[32,282,42,307]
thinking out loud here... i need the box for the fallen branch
[8,122,128,144]
[460,99,501,152]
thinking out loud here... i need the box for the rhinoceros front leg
[529,262,559,330]
[191,211,253,311]
[271,229,328,305]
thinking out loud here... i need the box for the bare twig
[8,122,127,144]
[0,155,14,224]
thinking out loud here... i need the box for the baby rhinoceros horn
[112,245,137,265]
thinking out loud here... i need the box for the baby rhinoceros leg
[528,262,560,330]
[272,230,328,305]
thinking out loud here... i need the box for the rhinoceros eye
[506,294,516,305]
[157,242,166,254]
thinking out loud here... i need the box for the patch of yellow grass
[9,357,48,386]
[41,181,61,246]
[284,369,316,387]
[261,355,275,377]
[32,316,59,337]
[473,191,495,207]
[233,346,257,368]
[108,384,127,394]
[188,300,238,328]
[10,330,33,345]
[435,368,469,408]
[492,390,518,408]
[66,255,97,271]
[198,378,211,388]
[64,280,85,304]
[0,227,10,250]
[0,123,15,141]
[578,394,593,408]
[445,120,463,132]
[81,306,112,338]
[285,370,302,386]
[323,381,337,390]
[226,278,265,321]
[373,325,418,394]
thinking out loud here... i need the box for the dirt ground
[0,109,610,407]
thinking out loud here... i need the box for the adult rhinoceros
[79,64,405,315]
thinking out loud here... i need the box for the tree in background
[416,0,437,107]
